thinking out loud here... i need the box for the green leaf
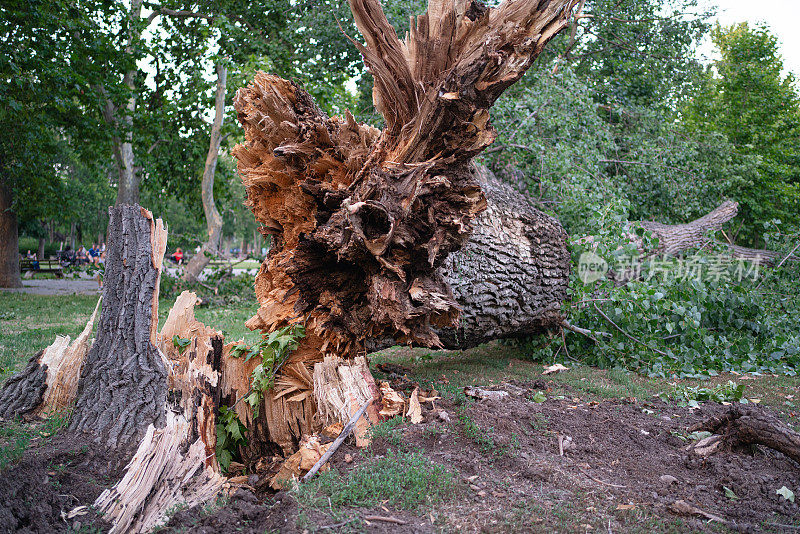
[171,335,191,354]
[531,391,547,403]
[723,486,738,500]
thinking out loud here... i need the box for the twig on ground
[302,399,373,482]
[319,518,357,530]
[578,467,626,488]
[364,515,408,525]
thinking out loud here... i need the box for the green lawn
[3,291,798,417]
[0,292,261,383]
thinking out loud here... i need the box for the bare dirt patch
[2,377,798,533]
[0,432,133,533]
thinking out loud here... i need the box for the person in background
[76,246,88,265]
[174,247,184,265]
[96,250,106,289]
[25,250,39,270]
[88,243,100,265]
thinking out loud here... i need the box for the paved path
[0,278,101,296]
[2,266,260,296]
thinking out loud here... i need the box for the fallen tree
[233,0,579,447]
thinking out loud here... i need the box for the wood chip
[407,387,423,424]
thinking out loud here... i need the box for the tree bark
[183,62,227,282]
[436,166,570,348]
[690,406,800,465]
[69,204,168,446]
[0,179,22,288]
[233,0,578,450]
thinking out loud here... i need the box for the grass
[0,411,71,470]
[371,343,800,417]
[295,448,458,511]
[0,293,101,382]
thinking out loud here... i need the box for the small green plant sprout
[171,335,191,354]
[216,323,306,471]
[229,323,306,416]
[723,486,739,500]
[530,390,547,403]
[216,405,248,472]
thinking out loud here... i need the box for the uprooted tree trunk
[232,0,578,450]
[366,165,571,351]
[183,62,228,283]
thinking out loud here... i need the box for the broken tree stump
[94,290,228,534]
[233,0,578,451]
[69,205,169,446]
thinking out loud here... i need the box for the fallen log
[233,0,578,449]
[689,405,800,465]
[631,200,796,266]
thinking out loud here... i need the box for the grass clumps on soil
[0,411,70,470]
[296,448,456,510]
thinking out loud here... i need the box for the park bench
[20,258,64,278]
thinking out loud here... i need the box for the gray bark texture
[183,62,227,282]
[69,204,167,446]
[0,351,46,420]
[435,166,570,348]
[0,180,22,288]
[634,200,794,265]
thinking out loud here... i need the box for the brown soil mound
[2,378,798,532]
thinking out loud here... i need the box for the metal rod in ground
[302,398,373,482]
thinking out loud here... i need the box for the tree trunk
[37,236,45,260]
[184,63,227,282]
[436,166,570,348]
[233,0,578,451]
[0,180,22,288]
[69,204,168,446]
[690,406,800,465]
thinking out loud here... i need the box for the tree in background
[684,23,800,243]
[0,0,116,287]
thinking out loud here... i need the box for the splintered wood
[0,298,100,420]
[313,356,380,447]
[95,291,228,533]
[232,0,578,449]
